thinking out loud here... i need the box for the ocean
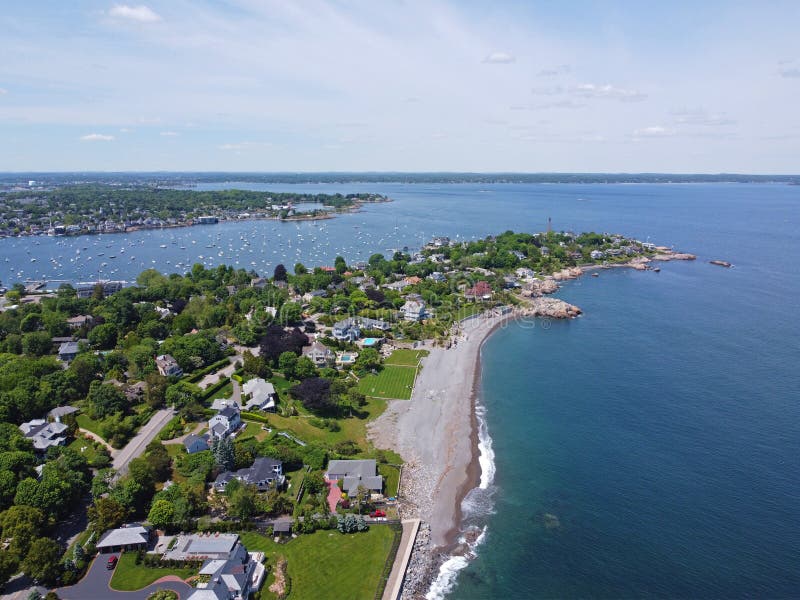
[2,182,798,598]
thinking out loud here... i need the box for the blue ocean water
[1,182,798,597]
[449,187,800,598]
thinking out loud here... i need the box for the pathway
[78,428,118,456]
[112,408,175,477]
[382,519,421,600]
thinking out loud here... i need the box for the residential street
[112,408,175,477]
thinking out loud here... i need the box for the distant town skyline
[1,1,799,172]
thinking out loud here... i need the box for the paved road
[112,408,175,477]
[57,554,192,600]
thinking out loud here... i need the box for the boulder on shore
[521,297,582,319]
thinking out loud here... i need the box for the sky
[1,1,799,173]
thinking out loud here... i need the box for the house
[96,524,151,553]
[241,378,277,412]
[401,300,426,321]
[358,317,391,331]
[124,381,147,402]
[428,271,447,283]
[332,317,361,342]
[302,290,327,302]
[250,277,268,289]
[510,250,526,260]
[303,341,333,367]
[209,405,242,439]
[214,457,285,492]
[75,280,124,298]
[590,250,605,260]
[503,276,520,289]
[155,354,183,377]
[48,405,79,423]
[430,236,450,247]
[325,459,383,497]
[540,246,550,256]
[184,434,209,454]
[515,267,536,279]
[181,536,266,600]
[465,281,493,301]
[66,314,94,330]
[58,341,79,363]
[19,419,69,452]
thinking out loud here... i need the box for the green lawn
[239,527,398,600]
[67,437,103,464]
[109,551,197,591]
[378,463,401,498]
[75,413,105,439]
[357,365,418,400]
[384,349,429,367]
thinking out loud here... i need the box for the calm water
[2,182,799,597]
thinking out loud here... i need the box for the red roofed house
[465,281,493,301]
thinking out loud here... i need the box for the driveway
[112,408,175,478]
[57,554,193,600]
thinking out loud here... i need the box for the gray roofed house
[325,459,384,496]
[214,457,284,492]
[209,404,242,439]
[155,354,183,377]
[58,341,79,362]
[184,433,209,454]
[19,419,69,452]
[241,378,277,412]
[48,405,79,422]
[96,524,151,552]
[303,341,333,367]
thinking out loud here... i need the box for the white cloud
[671,109,736,126]
[483,52,516,64]
[632,126,675,138]
[779,67,800,78]
[108,4,162,23]
[218,141,271,151]
[159,130,179,136]
[572,83,647,102]
[0,88,7,95]
[80,133,115,142]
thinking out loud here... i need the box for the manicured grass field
[384,348,429,366]
[109,551,197,591]
[357,365,417,400]
[378,463,401,498]
[67,437,104,464]
[240,527,397,600]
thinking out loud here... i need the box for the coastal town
[0,229,694,600]
[0,183,389,238]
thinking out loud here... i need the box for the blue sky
[1,1,799,172]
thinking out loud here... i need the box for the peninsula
[0,229,693,599]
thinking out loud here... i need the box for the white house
[155,354,183,377]
[184,434,209,454]
[303,341,334,367]
[590,250,605,260]
[241,378,277,412]
[401,300,426,321]
[209,405,242,439]
[19,419,69,452]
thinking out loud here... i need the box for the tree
[227,482,258,521]
[355,347,381,372]
[20,313,43,333]
[0,550,19,590]
[211,437,235,471]
[294,262,307,275]
[278,302,302,325]
[87,323,117,349]
[165,381,202,409]
[273,264,288,282]
[334,255,347,274]
[145,372,168,409]
[289,378,334,413]
[278,351,298,379]
[294,356,317,380]
[22,332,52,357]
[242,350,271,379]
[86,381,127,419]
[304,471,326,495]
[147,499,175,530]
[87,496,128,532]
[0,505,45,559]
[21,537,62,585]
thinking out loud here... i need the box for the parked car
[107,555,118,570]
[370,509,386,518]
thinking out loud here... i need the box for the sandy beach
[369,311,515,553]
